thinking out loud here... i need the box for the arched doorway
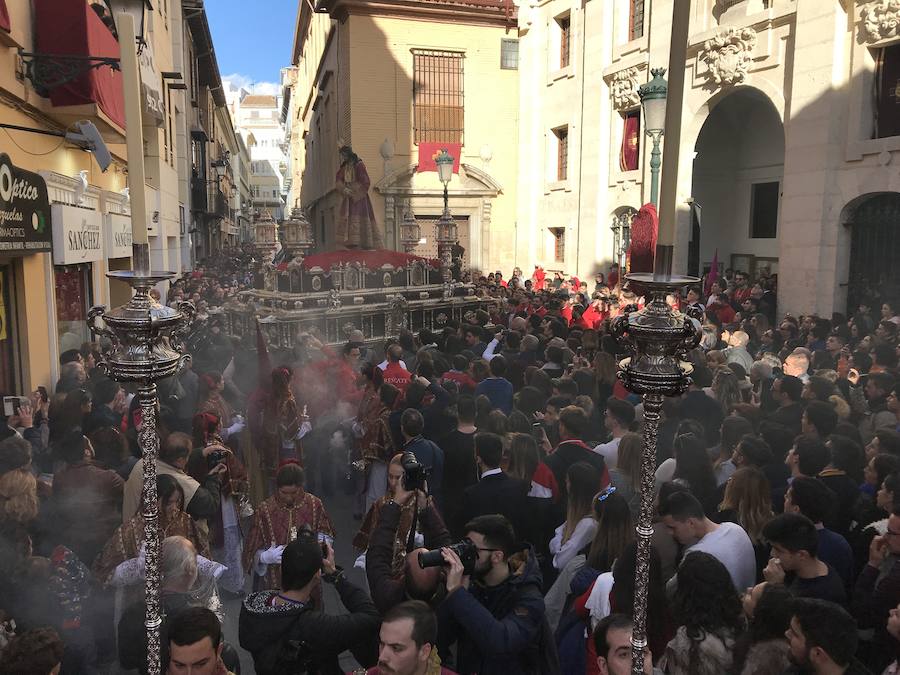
[843,193,900,312]
[691,88,784,279]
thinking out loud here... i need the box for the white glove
[295,420,312,440]
[259,545,285,565]
[225,420,246,438]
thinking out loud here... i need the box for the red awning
[0,1,10,33]
[34,0,126,130]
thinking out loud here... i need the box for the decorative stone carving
[610,67,641,110]
[329,288,342,310]
[860,0,900,43]
[700,27,757,86]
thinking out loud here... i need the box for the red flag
[619,112,640,172]
[417,142,461,173]
[705,249,719,296]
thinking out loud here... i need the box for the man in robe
[242,462,335,593]
[336,145,384,250]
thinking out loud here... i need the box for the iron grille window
[501,39,519,70]
[554,126,569,181]
[750,182,779,239]
[413,50,465,145]
[629,0,644,41]
[551,227,566,263]
[558,15,571,68]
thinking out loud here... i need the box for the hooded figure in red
[627,203,659,274]
[533,265,547,291]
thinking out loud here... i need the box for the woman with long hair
[672,433,718,516]
[549,461,602,570]
[718,466,773,579]
[731,583,792,675]
[712,367,742,414]
[585,488,634,574]
[661,551,744,674]
[608,432,642,518]
[93,474,209,585]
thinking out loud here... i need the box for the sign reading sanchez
[52,203,103,265]
[0,153,52,253]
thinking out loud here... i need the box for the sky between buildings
[206,0,296,95]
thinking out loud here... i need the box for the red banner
[417,142,462,174]
[619,112,640,172]
[0,1,10,33]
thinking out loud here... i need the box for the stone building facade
[515,0,900,315]
[289,0,520,274]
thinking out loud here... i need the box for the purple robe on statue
[336,160,384,249]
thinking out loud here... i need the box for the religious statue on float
[336,144,384,250]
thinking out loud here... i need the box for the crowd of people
[1,258,900,675]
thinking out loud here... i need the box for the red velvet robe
[242,492,335,591]
[336,160,384,249]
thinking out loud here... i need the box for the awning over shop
[34,0,126,130]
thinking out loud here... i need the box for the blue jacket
[437,545,560,675]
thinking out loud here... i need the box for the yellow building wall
[347,15,519,273]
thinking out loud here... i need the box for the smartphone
[2,396,27,417]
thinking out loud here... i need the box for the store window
[0,265,18,394]
[54,266,93,354]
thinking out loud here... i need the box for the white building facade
[516,0,900,316]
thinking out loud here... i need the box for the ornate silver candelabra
[88,253,193,675]
[611,272,700,674]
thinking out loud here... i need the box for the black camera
[207,449,227,468]
[401,451,428,492]
[418,538,479,576]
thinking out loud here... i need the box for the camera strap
[405,505,419,553]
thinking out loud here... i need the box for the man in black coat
[239,533,380,675]
[453,432,531,542]
[767,375,805,437]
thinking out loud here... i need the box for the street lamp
[433,150,456,281]
[639,68,667,207]
[435,149,454,214]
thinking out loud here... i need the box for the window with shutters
[553,126,569,181]
[558,15,571,68]
[629,0,644,41]
[413,50,465,145]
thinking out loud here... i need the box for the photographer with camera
[397,409,444,506]
[239,531,380,675]
[366,452,452,614]
[432,514,558,675]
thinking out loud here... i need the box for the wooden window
[501,39,519,70]
[413,50,465,145]
[629,0,644,41]
[554,126,569,181]
[551,227,566,263]
[558,15,571,68]
[750,182,779,239]
[874,44,900,139]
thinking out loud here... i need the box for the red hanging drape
[619,111,640,172]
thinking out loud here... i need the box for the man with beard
[369,601,456,675]
[436,514,558,675]
[784,598,872,674]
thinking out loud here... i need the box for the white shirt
[377,359,407,371]
[549,516,598,571]
[480,468,502,480]
[684,522,756,592]
[593,436,622,470]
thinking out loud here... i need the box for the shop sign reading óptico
[0,153,52,253]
